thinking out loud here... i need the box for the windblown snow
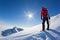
[0,14,60,40]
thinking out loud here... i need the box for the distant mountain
[1,27,23,36]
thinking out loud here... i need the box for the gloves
[49,17,50,19]
[41,16,42,20]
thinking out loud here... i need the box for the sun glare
[28,14,33,18]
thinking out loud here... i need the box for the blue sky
[0,0,60,27]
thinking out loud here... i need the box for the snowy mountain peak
[57,13,60,16]
[55,14,60,18]
[51,14,60,21]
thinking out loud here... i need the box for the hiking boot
[47,28,49,30]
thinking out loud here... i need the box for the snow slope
[0,14,60,40]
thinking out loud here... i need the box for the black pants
[42,17,49,31]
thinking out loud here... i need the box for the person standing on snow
[40,6,50,31]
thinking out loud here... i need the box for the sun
[25,11,34,19]
[28,14,33,18]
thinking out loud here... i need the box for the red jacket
[41,7,49,18]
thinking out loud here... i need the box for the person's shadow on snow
[45,31,56,40]
[50,29,60,36]
[44,29,60,40]
[40,29,60,40]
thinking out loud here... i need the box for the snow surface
[0,14,60,40]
